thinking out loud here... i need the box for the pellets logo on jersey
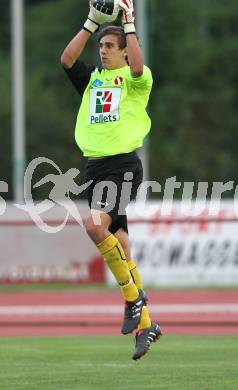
[96,90,112,113]
[89,88,121,124]
[114,76,123,86]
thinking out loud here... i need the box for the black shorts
[85,151,143,234]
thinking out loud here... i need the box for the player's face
[99,35,127,69]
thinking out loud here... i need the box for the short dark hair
[97,26,127,50]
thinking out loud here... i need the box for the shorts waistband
[87,151,137,165]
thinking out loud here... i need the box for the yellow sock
[127,260,152,329]
[127,260,143,289]
[138,307,152,330]
[97,235,139,302]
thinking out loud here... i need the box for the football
[91,0,121,24]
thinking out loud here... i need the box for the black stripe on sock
[116,244,126,261]
[130,266,137,271]
[130,270,136,284]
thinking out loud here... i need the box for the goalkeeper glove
[119,0,136,34]
[83,1,100,34]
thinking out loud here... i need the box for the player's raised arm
[61,29,91,69]
[61,1,102,69]
[119,0,143,77]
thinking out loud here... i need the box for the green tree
[149,0,238,197]
[1,0,238,200]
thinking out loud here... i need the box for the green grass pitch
[0,335,237,390]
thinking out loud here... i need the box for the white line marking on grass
[0,304,238,316]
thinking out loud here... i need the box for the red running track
[0,289,237,337]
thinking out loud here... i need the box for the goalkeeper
[61,0,162,360]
